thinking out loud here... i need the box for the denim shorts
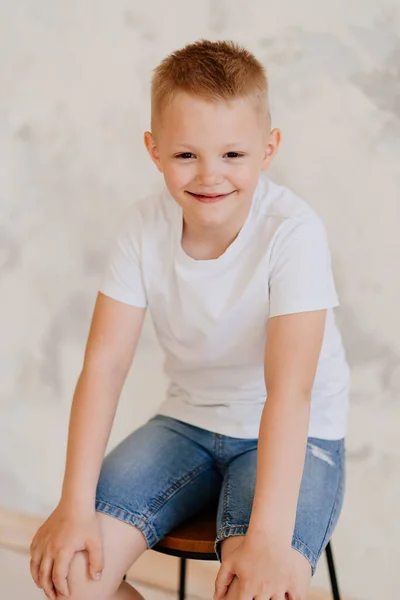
[95,415,345,574]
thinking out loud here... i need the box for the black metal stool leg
[325,541,341,600]
[179,557,187,600]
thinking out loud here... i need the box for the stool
[149,507,342,600]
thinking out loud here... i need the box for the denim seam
[292,535,318,575]
[216,524,248,538]
[215,433,223,469]
[143,460,213,519]
[214,525,248,561]
[95,500,158,547]
[222,465,231,529]
[316,441,345,559]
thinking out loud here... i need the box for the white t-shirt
[100,176,350,440]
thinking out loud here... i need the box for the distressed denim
[95,415,345,573]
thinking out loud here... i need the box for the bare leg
[54,511,148,600]
[111,580,145,600]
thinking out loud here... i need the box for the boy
[30,40,348,600]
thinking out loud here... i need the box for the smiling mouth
[186,190,235,201]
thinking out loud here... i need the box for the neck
[181,202,252,260]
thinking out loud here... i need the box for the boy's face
[144,93,280,228]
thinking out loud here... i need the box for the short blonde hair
[151,39,270,133]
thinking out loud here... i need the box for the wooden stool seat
[154,507,217,559]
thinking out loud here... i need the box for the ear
[261,128,281,171]
[144,131,163,173]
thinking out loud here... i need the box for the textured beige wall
[1,2,399,598]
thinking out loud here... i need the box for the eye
[224,152,245,158]
[175,152,195,159]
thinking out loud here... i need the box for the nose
[195,158,223,186]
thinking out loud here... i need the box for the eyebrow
[174,142,246,151]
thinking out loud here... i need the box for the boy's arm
[246,309,327,545]
[214,309,327,600]
[60,291,146,511]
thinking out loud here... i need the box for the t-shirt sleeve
[99,209,147,308]
[268,214,339,318]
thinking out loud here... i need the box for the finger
[237,580,259,600]
[87,538,104,580]
[39,554,56,600]
[214,564,235,600]
[52,548,75,598]
[30,537,43,587]
[30,551,43,589]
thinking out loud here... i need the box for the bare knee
[55,550,119,600]
[52,515,147,600]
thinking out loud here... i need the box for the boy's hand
[29,503,104,599]
[214,536,298,600]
